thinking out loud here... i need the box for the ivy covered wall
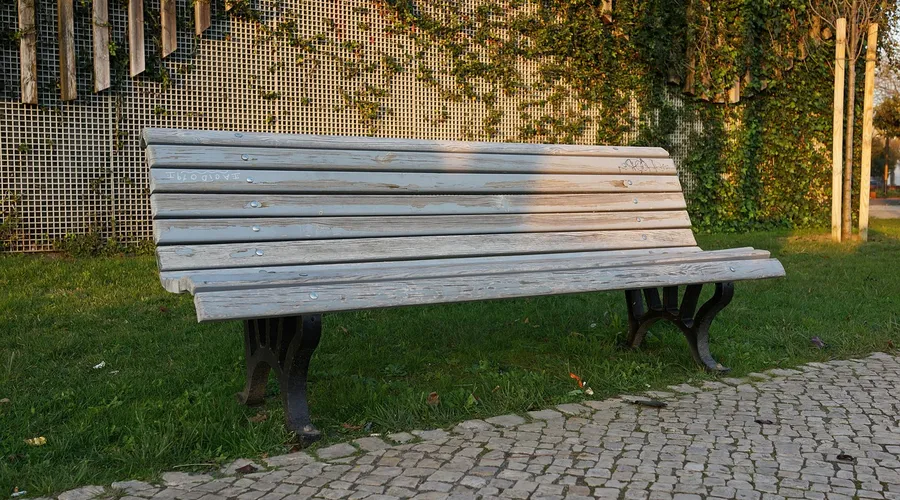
[0,0,863,250]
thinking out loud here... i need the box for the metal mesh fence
[0,0,698,252]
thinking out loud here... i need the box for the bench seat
[144,128,785,442]
[158,247,782,321]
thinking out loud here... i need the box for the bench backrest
[144,129,698,273]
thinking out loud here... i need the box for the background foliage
[0,0,886,242]
[373,0,870,231]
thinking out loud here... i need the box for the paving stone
[317,443,359,460]
[412,429,450,441]
[355,437,390,452]
[111,481,155,494]
[264,453,314,468]
[161,472,213,487]
[453,420,495,433]
[387,432,416,444]
[485,414,526,427]
[527,409,564,420]
[667,384,701,394]
[58,486,105,500]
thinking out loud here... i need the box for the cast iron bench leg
[624,282,734,373]
[236,314,323,443]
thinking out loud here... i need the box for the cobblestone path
[51,353,900,500]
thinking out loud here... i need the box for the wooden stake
[832,18,847,242]
[195,0,211,35]
[58,0,77,101]
[600,0,613,24]
[129,0,145,76]
[17,0,37,104]
[161,0,176,57]
[93,0,111,92]
[859,23,878,242]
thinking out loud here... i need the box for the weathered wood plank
[194,0,210,35]
[156,228,698,271]
[149,169,682,194]
[160,0,176,57]
[150,193,688,218]
[163,247,770,294]
[193,259,786,321]
[142,129,671,158]
[128,0,145,76]
[17,0,37,104]
[92,0,110,92]
[57,0,77,101]
[154,211,692,244]
[146,145,677,175]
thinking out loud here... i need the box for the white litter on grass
[11,490,26,497]
[589,323,597,329]
[93,361,106,369]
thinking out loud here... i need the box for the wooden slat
[149,169,682,194]
[150,193,688,218]
[146,145,677,175]
[156,228,698,271]
[128,0,145,76]
[162,247,770,294]
[160,0,176,57]
[57,0,76,101]
[142,129,671,158]
[153,211,692,245]
[193,259,786,321]
[18,0,37,105]
[92,0,110,92]
[194,0,210,35]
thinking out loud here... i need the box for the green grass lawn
[2,221,899,494]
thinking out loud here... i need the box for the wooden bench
[144,128,785,442]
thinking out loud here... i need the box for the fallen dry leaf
[248,413,268,423]
[235,463,258,474]
[341,423,362,431]
[158,306,169,313]
[0,398,10,404]
[426,392,440,406]
[569,372,584,388]
[24,437,46,446]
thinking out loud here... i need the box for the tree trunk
[842,1,859,241]
[887,137,892,196]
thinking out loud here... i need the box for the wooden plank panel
[128,0,145,76]
[194,0,210,35]
[162,247,770,294]
[149,169,682,194]
[193,259,786,321]
[17,0,37,104]
[151,193,688,218]
[146,145,678,175]
[142,128,671,158]
[154,211,693,244]
[92,0,110,92]
[156,228,698,271]
[160,0,176,57]
[57,0,76,101]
